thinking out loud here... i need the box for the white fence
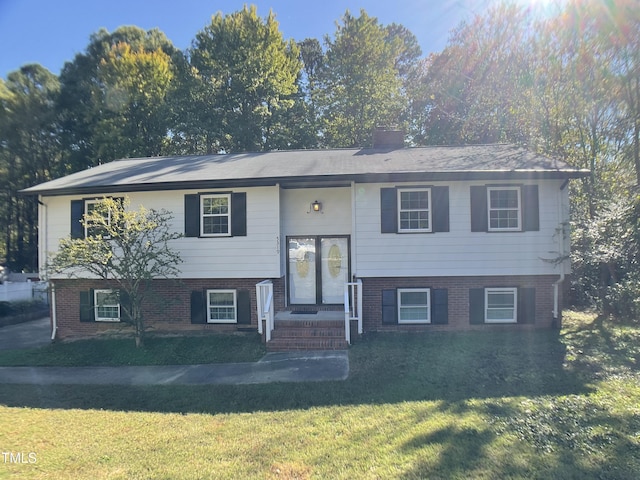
[0,281,49,304]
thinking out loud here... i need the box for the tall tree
[188,5,301,153]
[58,26,179,169]
[318,10,406,147]
[0,65,61,270]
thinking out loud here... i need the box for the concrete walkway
[0,351,349,385]
[0,316,51,351]
[0,318,349,385]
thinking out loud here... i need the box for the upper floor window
[84,199,112,238]
[201,194,231,236]
[398,189,432,233]
[487,187,521,231]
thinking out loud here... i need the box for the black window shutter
[431,289,449,324]
[231,192,247,237]
[431,186,450,233]
[190,290,206,324]
[79,289,95,322]
[522,185,540,232]
[518,287,536,324]
[119,289,131,323]
[380,188,398,233]
[236,289,251,324]
[184,194,200,237]
[470,186,488,232]
[381,289,398,325]
[71,200,85,239]
[469,288,485,324]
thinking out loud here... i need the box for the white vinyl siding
[207,290,237,323]
[398,288,431,324]
[355,181,564,277]
[94,289,120,322]
[201,194,230,236]
[487,187,521,231]
[398,189,431,232]
[484,288,517,323]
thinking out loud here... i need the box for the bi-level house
[22,132,588,349]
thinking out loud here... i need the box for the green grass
[1,311,639,479]
[0,333,265,366]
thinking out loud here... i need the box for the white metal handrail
[256,280,274,342]
[344,279,363,345]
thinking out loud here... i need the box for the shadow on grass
[0,327,594,414]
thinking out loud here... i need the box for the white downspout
[553,180,570,323]
[50,282,57,341]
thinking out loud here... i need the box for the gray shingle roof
[22,144,589,196]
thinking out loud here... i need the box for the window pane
[203,216,229,234]
[487,292,515,308]
[486,308,515,320]
[400,191,429,210]
[209,292,234,306]
[400,291,429,305]
[209,307,236,320]
[490,189,518,208]
[202,197,229,215]
[400,306,428,321]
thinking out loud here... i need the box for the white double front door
[287,236,350,305]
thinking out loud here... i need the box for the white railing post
[357,279,363,334]
[344,279,363,345]
[344,283,351,345]
[256,280,274,342]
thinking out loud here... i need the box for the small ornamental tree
[48,197,183,347]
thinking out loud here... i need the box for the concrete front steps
[266,311,349,352]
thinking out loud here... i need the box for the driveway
[0,317,51,350]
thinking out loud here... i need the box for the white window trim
[484,287,518,324]
[84,199,112,238]
[200,193,231,237]
[398,288,431,324]
[397,188,432,233]
[487,186,521,232]
[206,289,237,324]
[94,289,120,322]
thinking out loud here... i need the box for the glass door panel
[288,237,316,304]
[321,237,349,304]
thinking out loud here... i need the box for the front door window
[287,236,349,305]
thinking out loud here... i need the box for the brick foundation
[361,275,561,332]
[51,274,562,340]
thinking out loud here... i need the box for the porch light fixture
[311,200,322,212]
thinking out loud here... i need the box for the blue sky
[0,0,495,79]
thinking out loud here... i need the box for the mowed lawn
[1,311,639,479]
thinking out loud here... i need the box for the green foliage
[318,9,407,147]
[186,5,301,153]
[48,197,183,347]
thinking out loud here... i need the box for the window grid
[207,290,237,323]
[488,187,521,231]
[398,189,432,232]
[94,289,120,322]
[85,199,111,238]
[398,288,431,324]
[485,288,517,323]
[201,194,231,236]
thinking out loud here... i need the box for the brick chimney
[372,126,405,149]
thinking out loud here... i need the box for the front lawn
[0,333,265,366]
[1,311,639,479]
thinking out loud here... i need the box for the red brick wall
[360,275,561,332]
[51,278,285,340]
[52,274,562,340]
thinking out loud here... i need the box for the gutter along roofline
[21,169,591,197]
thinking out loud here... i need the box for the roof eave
[20,169,591,197]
